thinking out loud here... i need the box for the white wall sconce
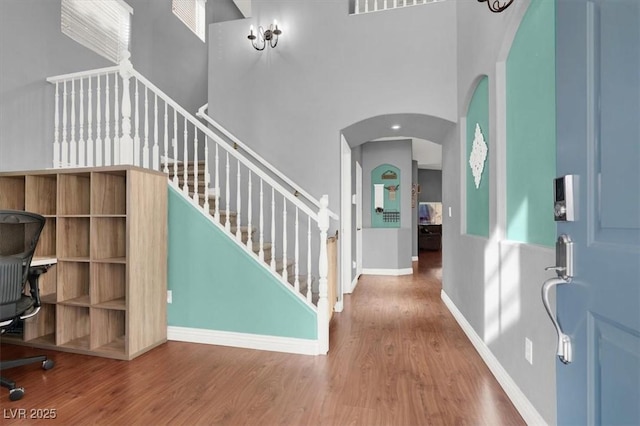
[247,20,282,51]
[477,0,514,13]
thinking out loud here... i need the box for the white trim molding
[168,326,321,356]
[412,255,419,261]
[362,268,413,276]
[440,290,548,426]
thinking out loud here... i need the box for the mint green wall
[466,76,490,237]
[506,0,556,247]
[167,187,317,339]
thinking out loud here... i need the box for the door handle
[542,234,574,364]
[542,276,572,364]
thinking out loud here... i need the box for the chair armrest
[27,265,51,308]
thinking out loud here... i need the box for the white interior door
[356,161,363,278]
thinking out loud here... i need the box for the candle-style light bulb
[250,24,254,34]
[273,19,278,29]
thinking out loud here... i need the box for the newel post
[317,194,330,355]
[118,51,134,164]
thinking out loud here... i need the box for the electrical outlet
[525,337,533,365]
[167,290,172,304]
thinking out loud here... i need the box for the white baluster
[374,0,378,12]
[70,79,76,166]
[294,207,299,292]
[225,152,231,232]
[172,109,178,184]
[246,170,253,249]
[364,0,369,13]
[193,127,199,203]
[119,55,134,165]
[259,179,264,261]
[270,188,276,271]
[403,0,407,6]
[317,195,330,354]
[114,73,119,165]
[53,82,60,168]
[203,136,210,213]
[163,103,168,174]
[384,0,388,10]
[153,94,159,170]
[134,79,140,167]
[214,144,220,222]
[104,74,111,166]
[87,77,93,167]
[182,117,189,195]
[235,160,242,242]
[307,216,312,303]
[143,85,149,168]
[355,0,360,14]
[78,78,85,167]
[96,75,102,167]
[282,199,288,282]
[393,0,397,7]
[61,81,68,167]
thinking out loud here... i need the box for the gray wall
[443,0,557,423]
[0,0,216,172]
[418,169,442,202]
[360,139,412,271]
[207,0,457,213]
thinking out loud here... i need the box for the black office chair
[0,210,55,401]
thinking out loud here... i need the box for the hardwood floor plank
[0,251,524,425]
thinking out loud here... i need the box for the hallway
[1,251,524,425]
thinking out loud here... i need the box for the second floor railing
[351,0,440,15]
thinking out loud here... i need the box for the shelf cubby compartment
[34,217,57,258]
[91,217,126,261]
[58,173,91,215]
[25,175,57,215]
[91,263,126,309]
[90,308,125,355]
[91,171,127,216]
[23,303,56,345]
[56,305,90,350]
[58,217,90,260]
[0,176,25,210]
[57,261,90,306]
[34,263,57,302]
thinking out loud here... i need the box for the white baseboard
[412,255,419,261]
[362,268,413,276]
[334,300,344,312]
[440,290,548,426]
[167,326,321,355]
[351,275,359,292]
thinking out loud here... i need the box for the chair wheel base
[42,359,54,370]
[9,387,24,401]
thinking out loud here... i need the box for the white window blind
[172,0,207,42]
[61,0,133,64]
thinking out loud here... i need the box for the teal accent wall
[466,76,490,237]
[506,0,556,247]
[371,164,401,228]
[167,187,317,339]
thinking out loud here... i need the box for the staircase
[175,160,320,302]
[45,57,335,354]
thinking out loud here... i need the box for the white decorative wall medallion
[469,123,488,189]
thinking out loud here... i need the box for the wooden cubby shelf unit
[0,166,167,360]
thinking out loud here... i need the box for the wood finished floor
[0,251,525,425]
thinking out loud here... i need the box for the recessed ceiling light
[391,124,401,130]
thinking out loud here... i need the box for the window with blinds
[172,0,207,42]
[61,0,133,64]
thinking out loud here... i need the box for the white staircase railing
[351,0,440,15]
[46,56,335,354]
